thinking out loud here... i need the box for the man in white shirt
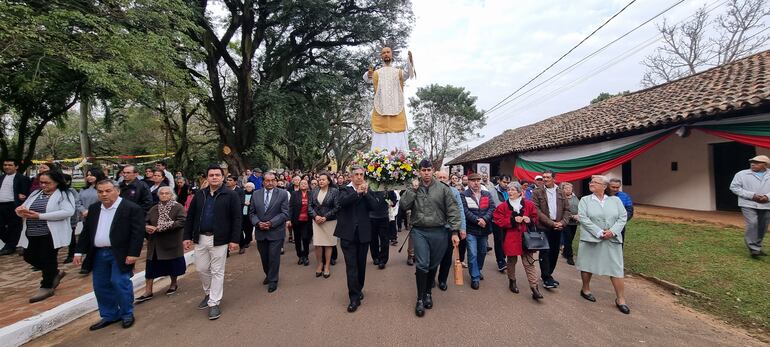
[155,161,175,190]
[0,160,30,255]
[531,170,571,289]
[74,180,145,331]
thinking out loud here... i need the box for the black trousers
[491,224,505,267]
[437,232,454,285]
[538,228,562,281]
[396,209,408,230]
[293,220,312,259]
[256,239,282,284]
[341,236,369,302]
[369,217,390,264]
[458,238,467,262]
[0,202,22,249]
[241,215,254,248]
[388,220,397,241]
[562,224,578,258]
[24,234,59,288]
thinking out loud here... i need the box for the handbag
[522,224,550,251]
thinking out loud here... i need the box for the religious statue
[364,45,414,151]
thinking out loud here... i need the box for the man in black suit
[249,172,289,293]
[74,180,145,331]
[118,165,153,212]
[0,160,31,255]
[335,165,378,313]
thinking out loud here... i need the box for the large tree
[641,0,770,87]
[185,0,413,173]
[409,84,485,169]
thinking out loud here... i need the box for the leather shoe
[414,300,425,317]
[580,290,597,302]
[89,319,119,331]
[438,282,448,291]
[378,263,385,270]
[471,280,480,290]
[262,278,269,285]
[424,293,433,309]
[0,248,14,256]
[303,258,310,266]
[359,292,364,301]
[267,283,277,293]
[29,288,54,303]
[121,316,135,328]
[330,259,336,266]
[615,299,631,314]
[373,259,380,266]
[347,300,360,313]
[509,279,519,294]
[566,257,575,265]
[531,286,544,300]
[52,270,66,290]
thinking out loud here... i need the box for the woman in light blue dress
[577,175,630,314]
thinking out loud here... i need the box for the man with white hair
[731,155,770,259]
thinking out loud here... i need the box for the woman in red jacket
[493,182,544,300]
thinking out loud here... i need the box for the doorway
[712,142,756,211]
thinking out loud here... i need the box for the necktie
[264,190,271,211]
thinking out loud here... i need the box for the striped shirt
[26,192,50,237]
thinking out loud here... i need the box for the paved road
[30,233,764,347]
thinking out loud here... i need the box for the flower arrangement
[353,147,424,191]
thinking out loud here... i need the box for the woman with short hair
[136,186,187,303]
[577,175,630,314]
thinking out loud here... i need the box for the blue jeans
[466,234,488,281]
[92,248,134,321]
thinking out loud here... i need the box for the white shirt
[95,197,123,247]
[0,173,16,202]
[546,186,557,220]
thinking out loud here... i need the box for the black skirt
[145,253,186,279]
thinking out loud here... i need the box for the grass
[610,219,770,335]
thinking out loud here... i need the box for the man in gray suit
[249,172,290,292]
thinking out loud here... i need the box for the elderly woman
[16,171,75,303]
[309,172,340,278]
[135,186,187,303]
[577,175,630,314]
[239,182,256,253]
[561,182,580,266]
[493,182,543,300]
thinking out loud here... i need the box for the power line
[484,0,695,123]
[483,0,639,114]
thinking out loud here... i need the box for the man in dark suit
[531,170,571,289]
[0,160,31,255]
[335,166,378,313]
[74,180,145,331]
[249,171,289,293]
[118,165,153,212]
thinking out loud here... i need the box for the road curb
[0,251,195,347]
[626,268,707,299]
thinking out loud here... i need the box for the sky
[401,0,764,157]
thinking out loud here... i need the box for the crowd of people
[0,154,767,330]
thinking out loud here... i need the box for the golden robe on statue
[364,61,413,151]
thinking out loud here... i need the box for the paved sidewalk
[0,243,150,328]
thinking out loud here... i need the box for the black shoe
[471,280,480,290]
[498,264,507,272]
[553,279,560,287]
[303,258,310,266]
[615,299,630,314]
[390,240,398,246]
[378,263,385,270]
[267,283,277,293]
[135,294,153,304]
[330,259,336,266]
[89,319,119,331]
[359,292,364,301]
[438,282,448,291]
[531,286,544,300]
[315,271,322,277]
[323,272,330,279]
[373,259,380,266]
[415,300,425,317]
[238,248,246,254]
[298,258,304,265]
[63,257,73,264]
[424,293,433,309]
[566,257,575,265]
[580,290,597,302]
[281,248,284,255]
[347,300,360,313]
[0,248,14,256]
[197,295,210,310]
[52,270,66,289]
[509,279,519,293]
[262,278,269,285]
[121,316,135,328]
[79,268,90,275]
[543,280,557,289]
[209,305,222,320]
[165,286,178,295]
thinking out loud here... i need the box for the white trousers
[194,235,228,307]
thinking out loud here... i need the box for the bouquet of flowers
[353,147,424,191]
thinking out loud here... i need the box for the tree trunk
[79,94,92,169]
